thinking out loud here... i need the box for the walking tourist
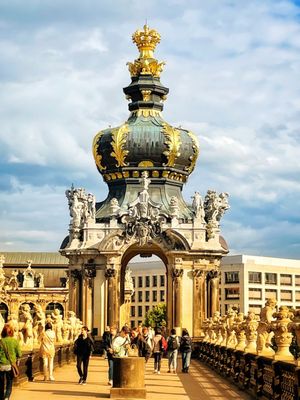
[112,326,130,357]
[152,327,167,374]
[102,326,110,359]
[0,324,22,400]
[103,325,117,386]
[131,327,151,361]
[180,328,192,373]
[39,322,56,381]
[167,328,180,373]
[74,326,94,385]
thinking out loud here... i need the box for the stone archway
[119,244,170,330]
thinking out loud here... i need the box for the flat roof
[222,254,300,268]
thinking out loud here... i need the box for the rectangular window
[138,276,143,288]
[248,272,262,284]
[281,290,292,301]
[160,275,165,287]
[248,288,262,300]
[153,290,157,302]
[225,287,240,300]
[295,275,300,286]
[138,306,143,317]
[138,291,143,302]
[265,273,277,285]
[145,291,150,302]
[295,291,300,301]
[225,271,239,284]
[152,276,157,287]
[265,289,277,300]
[145,276,150,287]
[145,305,150,313]
[280,274,292,285]
[160,290,165,302]
[131,292,135,302]
[131,306,135,317]
[132,277,136,288]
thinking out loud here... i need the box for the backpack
[180,336,192,352]
[160,336,168,352]
[167,336,178,351]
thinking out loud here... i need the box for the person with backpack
[167,328,180,373]
[152,327,167,374]
[179,328,192,373]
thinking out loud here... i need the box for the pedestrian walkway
[11,356,252,399]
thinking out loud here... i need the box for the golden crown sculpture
[127,24,165,78]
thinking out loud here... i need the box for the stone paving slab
[11,356,252,400]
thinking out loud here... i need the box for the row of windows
[133,275,165,288]
[132,290,165,303]
[224,287,300,301]
[131,305,151,317]
[225,271,300,285]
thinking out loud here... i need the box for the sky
[0,0,299,258]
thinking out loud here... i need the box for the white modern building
[128,260,166,328]
[220,255,300,315]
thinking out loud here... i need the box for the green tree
[144,303,167,328]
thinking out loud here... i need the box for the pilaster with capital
[192,268,206,337]
[82,263,96,327]
[207,268,220,317]
[69,269,82,317]
[172,265,183,329]
[105,267,119,327]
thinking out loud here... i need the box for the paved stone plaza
[12,356,252,400]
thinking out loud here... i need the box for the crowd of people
[0,321,193,398]
[102,324,193,385]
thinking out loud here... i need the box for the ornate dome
[92,25,199,186]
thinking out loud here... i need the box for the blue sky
[0,0,300,258]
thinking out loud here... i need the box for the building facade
[220,254,300,315]
[128,261,166,327]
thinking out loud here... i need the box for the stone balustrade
[196,301,300,399]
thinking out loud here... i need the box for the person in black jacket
[179,328,192,373]
[74,326,94,385]
[131,327,151,362]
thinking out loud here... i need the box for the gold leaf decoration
[110,123,130,167]
[162,123,182,167]
[185,130,199,174]
[92,130,106,171]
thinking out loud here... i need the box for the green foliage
[144,303,167,328]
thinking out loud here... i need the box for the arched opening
[0,302,9,322]
[45,302,64,318]
[119,243,170,330]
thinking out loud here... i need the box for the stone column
[207,269,220,317]
[82,264,96,328]
[173,268,183,331]
[193,269,206,337]
[105,268,118,327]
[166,267,173,330]
[70,269,82,317]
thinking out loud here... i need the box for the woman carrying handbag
[0,324,22,400]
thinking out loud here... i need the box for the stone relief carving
[121,171,166,246]
[169,196,180,218]
[124,268,134,294]
[109,198,121,216]
[23,261,35,288]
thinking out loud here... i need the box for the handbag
[0,339,19,377]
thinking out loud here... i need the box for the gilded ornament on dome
[92,130,106,171]
[127,25,165,78]
[141,90,152,102]
[162,123,182,167]
[110,123,130,168]
[184,130,199,174]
